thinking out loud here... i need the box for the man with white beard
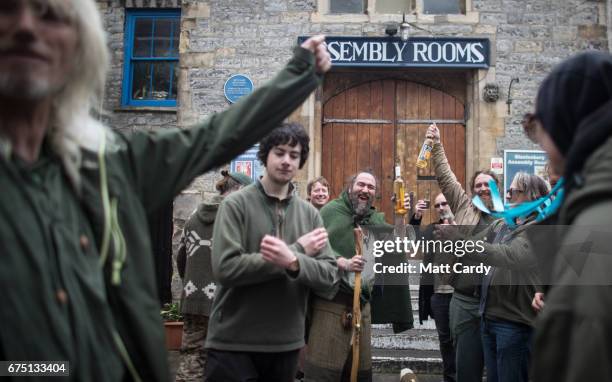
[0,0,331,380]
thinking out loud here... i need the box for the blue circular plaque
[224,74,254,103]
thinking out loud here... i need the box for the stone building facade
[96,0,609,297]
[97,0,609,190]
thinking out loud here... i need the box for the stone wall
[96,1,179,133]
[485,0,609,153]
[609,0,612,50]
[97,0,610,193]
[173,0,317,263]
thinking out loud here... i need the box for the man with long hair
[428,124,500,382]
[0,1,331,380]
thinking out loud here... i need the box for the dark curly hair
[469,169,500,193]
[257,122,310,169]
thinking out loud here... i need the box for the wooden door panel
[396,84,465,225]
[345,85,359,180]
[330,87,346,200]
[322,80,394,218]
[380,80,396,219]
[323,77,464,225]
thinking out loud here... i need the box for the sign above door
[298,36,490,69]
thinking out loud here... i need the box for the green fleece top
[0,46,321,381]
[205,181,338,352]
[320,191,414,330]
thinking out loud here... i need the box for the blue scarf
[472,178,565,228]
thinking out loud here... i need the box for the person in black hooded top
[525,51,612,382]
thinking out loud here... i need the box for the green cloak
[321,191,414,332]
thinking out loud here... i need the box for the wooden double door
[322,76,466,225]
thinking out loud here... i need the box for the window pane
[132,62,152,99]
[131,61,177,101]
[151,62,177,100]
[133,18,153,57]
[153,18,178,57]
[423,0,464,14]
[376,0,413,14]
[172,20,180,56]
[329,0,364,13]
[170,64,178,100]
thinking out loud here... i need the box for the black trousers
[205,348,300,382]
[431,293,457,382]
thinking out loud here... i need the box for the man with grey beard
[304,171,388,382]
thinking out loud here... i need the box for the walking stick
[350,227,363,382]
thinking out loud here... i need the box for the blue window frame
[122,9,180,107]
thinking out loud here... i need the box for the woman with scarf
[525,51,612,382]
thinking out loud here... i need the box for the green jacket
[0,47,321,381]
[177,195,222,316]
[532,136,612,382]
[466,219,540,327]
[206,182,338,352]
[320,191,388,299]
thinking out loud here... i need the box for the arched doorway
[322,77,466,225]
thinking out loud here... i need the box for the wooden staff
[350,227,363,382]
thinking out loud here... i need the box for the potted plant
[161,302,183,350]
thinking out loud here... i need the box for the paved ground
[168,351,441,382]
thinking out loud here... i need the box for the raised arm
[429,124,472,215]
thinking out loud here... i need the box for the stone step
[371,283,441,354]
[372,325,440,351]
[372,348,443,375]
[369,283,444,375]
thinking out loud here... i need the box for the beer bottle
[394,164,407,215]
[416,124,435,169]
